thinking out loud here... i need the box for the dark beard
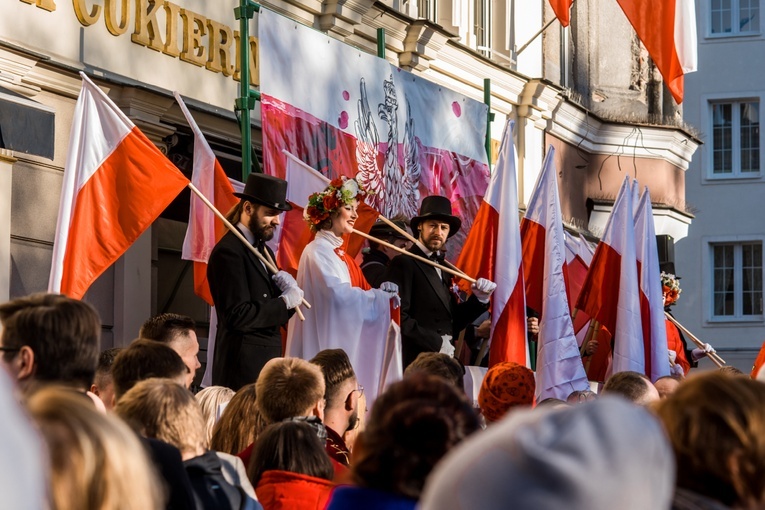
[249,216,275,241]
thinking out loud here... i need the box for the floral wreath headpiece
[305,176,369,231]
[661,271,682,306]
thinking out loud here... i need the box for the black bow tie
[429,252,445,264]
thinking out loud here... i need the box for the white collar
[237,222,256,245]
[316,229,344,248]
[416,240,434,258]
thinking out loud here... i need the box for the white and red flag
[564,232,593,324]
[456,120,528,368]
[616,0,697,104]
[49,73,188,299]
[634,187,671,381]
[575,176,644,375]
[548,0,574,27]
[521,147,589,400]
[175,92,240,306]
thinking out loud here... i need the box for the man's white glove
[279,286,304,310]
[439,334,455,357]
[380,281,401,309]
[272,270,298,292]
[668,349,677,364]
[471,278,497,303]
[692,343,716,362]
[670,363,685,377]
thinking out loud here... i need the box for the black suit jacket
[207,229,292,390]
[382,244,488,368]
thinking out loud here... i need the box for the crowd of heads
[2,291,765,510]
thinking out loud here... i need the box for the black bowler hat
[410,196,461,238]
[234,173,293,211]
[369,219,410,240]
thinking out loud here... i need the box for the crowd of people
[2,174,765,509]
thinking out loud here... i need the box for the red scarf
[335,248,371,290]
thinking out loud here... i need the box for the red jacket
[255,470,333,510]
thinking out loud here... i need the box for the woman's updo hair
[351,373,479,499]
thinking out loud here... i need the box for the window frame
[705,235,765,323]
[707,0,762,38]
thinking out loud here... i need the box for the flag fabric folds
[615,0,697,104]
[522,147,589,400]
[634,187,671,381]
[456,120,528,367]
[175,92,239,306]
[49,72,189,299]
[548,0,574,27]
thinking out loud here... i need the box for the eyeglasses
[353,385,364,398]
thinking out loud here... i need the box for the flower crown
[661,271,682,306]
[304,176,368,231]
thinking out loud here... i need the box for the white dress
[285,230,402,402]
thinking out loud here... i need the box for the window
[710,0,760,35]
[711,100,760,177]
[712,242,763,319]
[474,0,491,56]
[418,0,437,22]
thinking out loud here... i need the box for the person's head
[566,390,598,404]
[0,293,100,391]
[111,339,188,402]
[405,352,465,390]
[719,365,745,377]
[256,357,326,425]
[368,219,412,258]
[657,373,765,508]
[478,362,535,423]
[90,348,122,411]
[139,313,200,388]
[247,420,334,487]
[195,386,235,447]
[352,373,479,500]
[305,177,367,234]
[233,173,291,241]
[310,349,361,434]
[654,375,682,399]
[420,398,675,510]
[602,371,659,405]
[410,196,461,252]
[210,383,265,455]
[115,378,206,461]
[27,386,163,510]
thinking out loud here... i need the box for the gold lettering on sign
[104,0,129,35]
[233,31,258,87]
[205,18,234,76]
[72,0,101,25]
[19,0,57,12]
[131,0,164,51]
[161,1,182,57]
[179,8,207,67]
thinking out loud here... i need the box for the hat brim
[410,213,461,238]
[234,193,293,212]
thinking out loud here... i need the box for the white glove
[279,286,304,310]
[272,270,297,292]
[670,363,685,377]
[380,281,401,309]
[668,349,677,364]
[471,278,497,303]
[692,343,716,362]
[439,334,455,357]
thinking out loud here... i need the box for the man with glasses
[310,349,364,468]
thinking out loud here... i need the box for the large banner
[258,10,490,255]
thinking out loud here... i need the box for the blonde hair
[26,386,163,510]
[210,383,266,455]
[115,378,206,459]
[195,385,235,446]
[256,357,326,424]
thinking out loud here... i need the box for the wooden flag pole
[187,182,308,321]
[579,320,596,356]
[664,312,725,367]
[375,215,471,280]
[584,320,600,373]
[352,228,477,283]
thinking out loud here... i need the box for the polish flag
[564,232,593,322]
[616,0,697,104]
[548,0,574,27]
[634,187,671,381]
[575,176,643,375]
[456,120,528,367]
[175,92,240,306]
[521,147,588,400]
[49,73,189,299]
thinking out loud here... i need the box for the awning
[0,85,55,160]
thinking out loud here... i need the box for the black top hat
[369,219,410,240]
[410,196,461,238]
[234,173,293,211]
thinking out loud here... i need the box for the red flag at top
[49,73,189,299]
[548,0,574,27]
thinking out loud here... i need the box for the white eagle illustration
[354,75,421,218]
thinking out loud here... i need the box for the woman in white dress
[285,177,401,402]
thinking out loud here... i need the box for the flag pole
[187,182,309,321]
[352,229,477,283]
[664,312,725,367]
[375,215,471,279]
